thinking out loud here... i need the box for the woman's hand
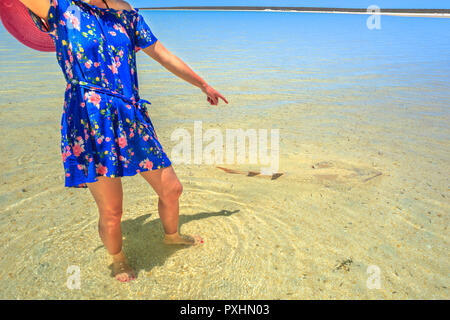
[201,84,229,106]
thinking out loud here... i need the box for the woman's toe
[116,272,128,282]
[194,235,204,244]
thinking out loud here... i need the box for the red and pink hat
[0,0,143,53]
[0,0,56,52]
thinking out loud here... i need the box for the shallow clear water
[0,10,449,299]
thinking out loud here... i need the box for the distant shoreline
[138,6,450,18]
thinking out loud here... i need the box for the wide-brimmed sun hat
[0,0,56,52]
[1,0,143,53]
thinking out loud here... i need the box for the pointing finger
[219,95,228,104]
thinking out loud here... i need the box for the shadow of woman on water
[112,209,240,277]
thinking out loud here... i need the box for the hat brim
[0,0,56,52]
[1,0,144,53]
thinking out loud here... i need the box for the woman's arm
[142,41,229,106]
[19,0,52,23]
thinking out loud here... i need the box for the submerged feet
[108,233,202,282]
[110,250,136,282]
[163,231,204,246]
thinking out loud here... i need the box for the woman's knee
[160,179,183,202]
[98,206,123,230]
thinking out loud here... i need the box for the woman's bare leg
[140,165,203,245]
[86,176,135,282]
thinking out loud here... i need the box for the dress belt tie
[67,78,151,106]
[66,78,155,132]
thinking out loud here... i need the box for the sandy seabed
[1,90,448,299]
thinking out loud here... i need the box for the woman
[18,0,228,282]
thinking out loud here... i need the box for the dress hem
[64,160,173,188]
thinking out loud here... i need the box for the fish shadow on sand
[216,166,284,180]
[311,160,382,185]
[119,209,240,277]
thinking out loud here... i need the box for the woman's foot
[163,231,204,246]
[109,250,136,282]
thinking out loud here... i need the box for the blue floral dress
[29,0,172,188]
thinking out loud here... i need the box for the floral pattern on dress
[30,0,171,188]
